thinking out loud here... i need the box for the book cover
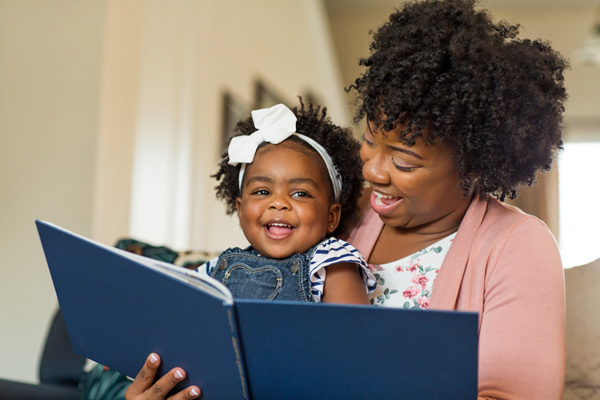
[36,220,248,399]
[36,219,478,400]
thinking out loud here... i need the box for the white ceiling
[324,0,600,15]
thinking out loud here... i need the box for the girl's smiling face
[236,142,341,259]
[360,122,471,234]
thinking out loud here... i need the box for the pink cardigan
[347,194,566,400]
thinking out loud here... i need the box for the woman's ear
[464,173,479,196]
[327,203,342,233]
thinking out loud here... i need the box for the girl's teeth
[267,223,294,235]
[268,223,293,232]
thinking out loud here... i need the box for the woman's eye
[362,134,375,148]
[392,159,416,172]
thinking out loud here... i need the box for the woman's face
[360,122,471,234]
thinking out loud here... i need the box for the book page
[38,220,233,305]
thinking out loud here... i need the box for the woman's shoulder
[468,195,559,252]
[483,196,552,233]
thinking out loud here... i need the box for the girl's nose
[269,193,291,210]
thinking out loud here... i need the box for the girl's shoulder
[314,237,362,255]
[312,237,367,266]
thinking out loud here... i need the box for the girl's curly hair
[212,99,364,237]
[348,0,568,200]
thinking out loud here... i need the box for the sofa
[563,258,600,400]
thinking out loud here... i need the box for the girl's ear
[327,203,342,233]
[235,197,243,222]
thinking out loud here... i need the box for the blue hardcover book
[36,219,479,400]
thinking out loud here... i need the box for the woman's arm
[125,354,201,400]
[477,218,565,400]
[321,263,370,304]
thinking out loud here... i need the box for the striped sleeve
[310,238,376,302]
[195,256,218,276]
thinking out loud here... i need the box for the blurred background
[1,0,599,384]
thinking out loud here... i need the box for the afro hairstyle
[348,0,569,200]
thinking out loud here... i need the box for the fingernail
[149,353,159,364]
[174,369,184,379]
[190,388,199,396]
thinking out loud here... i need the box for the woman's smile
[370,190,403,215]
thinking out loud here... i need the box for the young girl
[197,101,375,304]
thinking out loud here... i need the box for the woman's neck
[369,225,454,264]
[367,195,472,265]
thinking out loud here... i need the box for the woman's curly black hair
[348,0,568,200]
[212,99,364,237]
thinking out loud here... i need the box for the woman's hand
[125,353,201,400]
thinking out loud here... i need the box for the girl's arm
[321,263,370,304]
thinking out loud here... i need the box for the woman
[126,0,568,398]
[345,0,567,398]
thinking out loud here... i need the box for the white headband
[227,103,342,202]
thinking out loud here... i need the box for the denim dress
[209,245,317,302]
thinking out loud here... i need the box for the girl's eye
[252,189,270,196]
[392,158,417,172]
[292,191,311,198]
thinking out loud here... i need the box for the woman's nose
[361,147,389,185]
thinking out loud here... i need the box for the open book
[36,219,479,400]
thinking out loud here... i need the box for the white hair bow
[227,103,297,165]
[227,103,342,202]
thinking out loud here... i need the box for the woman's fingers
[125,353,201,400]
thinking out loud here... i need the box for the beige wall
[0,0,105,383]
[488,4,600,120]
[328,2,600,121]
[1,0,598,385]
[0,0,347,383]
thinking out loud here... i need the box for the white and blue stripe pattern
[309,237,375,302]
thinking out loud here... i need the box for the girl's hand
[125,353,201,400]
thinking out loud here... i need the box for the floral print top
[368,233,456,309]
